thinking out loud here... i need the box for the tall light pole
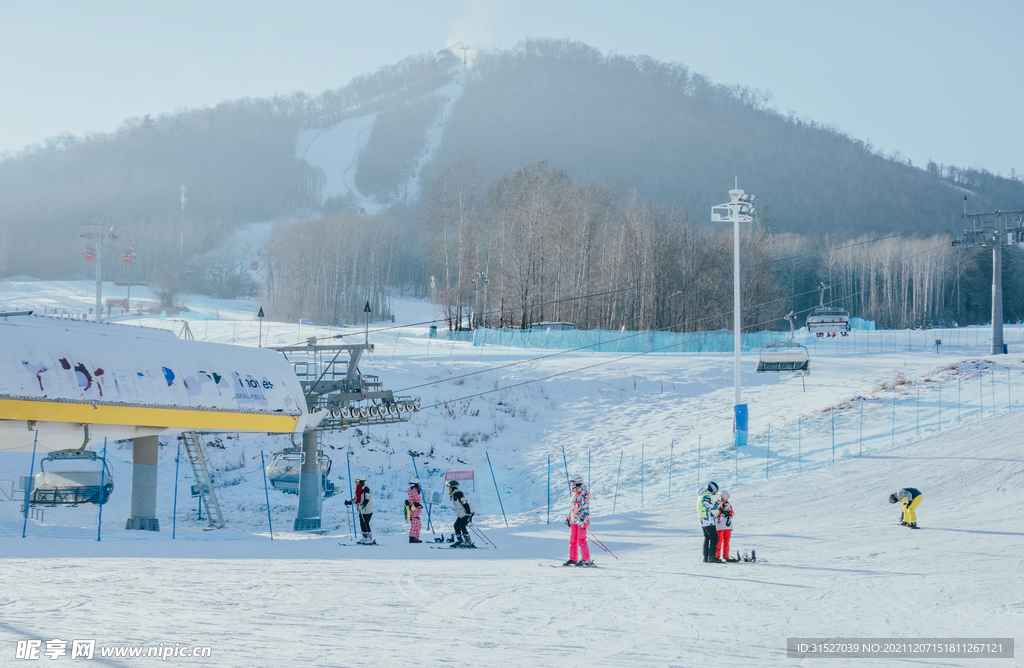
[180,184,187,258]
[953,197,1024,355]
[712,184,757,447]
[472,271,488,328]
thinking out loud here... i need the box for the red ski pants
[410,516,421,540]
[569,524,590,561]
[716,529,732,560]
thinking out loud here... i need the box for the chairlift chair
[83,247,96,261]
[184,265,194,275]
[806,283,851,337]
[30,449,114,507]
[757,311,810,374]
[265,447,336,497]
[121,249,134,264]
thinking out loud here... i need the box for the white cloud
[447,0,508,49]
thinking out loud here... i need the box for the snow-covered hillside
[1,279,1022,666]
[295,74,464,214]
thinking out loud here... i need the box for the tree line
[418,159,1012,334]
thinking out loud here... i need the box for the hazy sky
[1,1,1020,176]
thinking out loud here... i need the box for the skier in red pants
[715,491,734,561]
[406,478,424,543]
[564,475,593,567]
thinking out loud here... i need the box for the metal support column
[125,435,159,531]
[294,430,322,531]
[992,242,1003,355]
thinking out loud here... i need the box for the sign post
[364,301,371,346]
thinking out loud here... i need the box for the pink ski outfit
[567,484,591,562]
[407,486,423,541]
[715,499,734,560]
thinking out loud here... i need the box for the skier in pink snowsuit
[564,475,593,566]
[406,478,424,543]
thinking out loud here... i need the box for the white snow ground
[1,279,1022,666]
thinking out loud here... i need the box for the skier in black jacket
[446,480,475,547]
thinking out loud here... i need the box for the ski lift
[184,265,194,275]
[806,283,851,337]
[265,447,336,497]
[121,249,134,264]
[83,246,96,261]
[757,311,810,373]
[30,449,113,507]
[250,261,258,271]
[213,267,222,277]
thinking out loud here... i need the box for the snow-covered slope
[1,280,1022,665]
[295,74,464,214]
[296,113,379,210]
[1,397,1020,666]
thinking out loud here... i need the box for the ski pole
[470,524,496,548]
[587,535,612,556]
[587,532,619,560]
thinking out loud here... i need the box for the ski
[338,541,378,546]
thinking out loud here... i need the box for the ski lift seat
[266,449,335,497]
[806,285,852,335]
[756,342,810,373]
[30,450,113,506]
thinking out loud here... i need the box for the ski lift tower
[712,184,757,447]
[80,223,117,322]
[271,337,421,531]
[952,198,1024,355]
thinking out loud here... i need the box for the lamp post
[712,185,757,447]
[472,271,488,328]
[180,185,186,258]
[668,290,683,331]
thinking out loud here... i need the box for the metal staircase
[181,431,225,529]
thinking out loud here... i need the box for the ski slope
[1,279,1022,665]
[294,73,464,214]
[2,405,1020,666]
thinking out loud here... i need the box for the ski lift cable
[419,247,949,413]
[419,308,828,411]
[765,232,911,265]
[397,240,949,393]
[397,241,950,397]
[318,285,643,342]
[332,235,946,343]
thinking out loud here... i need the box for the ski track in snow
[1,283,1023,665]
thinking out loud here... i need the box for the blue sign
[734,404,748,447]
